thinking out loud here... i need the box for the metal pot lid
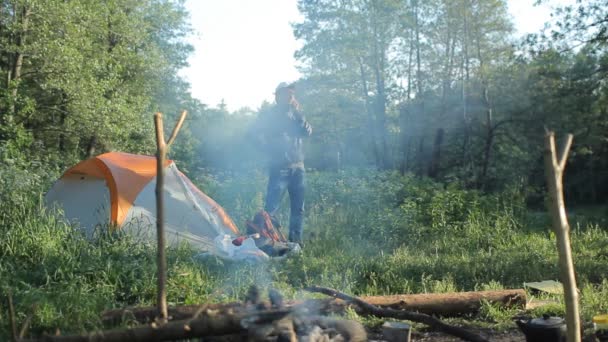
[528,315,566,328]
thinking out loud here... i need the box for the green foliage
[195,168,608,299]
[0,0,193,161]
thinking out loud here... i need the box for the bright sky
[180,0,575,112]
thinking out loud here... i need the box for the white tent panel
[45,174,110,234]
[122,164,229,251]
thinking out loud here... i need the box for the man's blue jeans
[264,167,305,244]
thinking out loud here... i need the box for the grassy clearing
[1,167,607,339]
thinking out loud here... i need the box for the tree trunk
[475,29,494,190]
[9,4,31,115]
[461,0,471,173]
[57,92,70,152]
[359,57,381,168]
[371,5,388,170]
[86,135,97,158]
[58,111,67,152]
[400,25,416,175]
[413,0,423,97]
[399,106,409,175]
[416,135,426,177]
[480,112,494,189]
[429,7,455,179]
[589,154,596,202]
[1,4,7,80]
[478,90,494,189]
[428,128,445,178]
[373,60,388,170]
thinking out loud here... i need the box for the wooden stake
[154,110,188,321]
[543,131,580,342]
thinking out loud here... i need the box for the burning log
[306,285,489,342]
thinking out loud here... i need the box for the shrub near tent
[45,152,240,252]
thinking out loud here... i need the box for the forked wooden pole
[543,131,579,342]
[154,110,188,321]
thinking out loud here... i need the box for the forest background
[1,0,608,338]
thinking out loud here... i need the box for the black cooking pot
[515,315,567,342]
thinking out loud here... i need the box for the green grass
[1,168,607,339]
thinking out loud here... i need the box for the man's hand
[289,97,302,112]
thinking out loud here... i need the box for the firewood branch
[305,286,488,342]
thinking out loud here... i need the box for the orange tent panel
[65,152,171,226]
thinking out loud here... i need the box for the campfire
[90,286,368,342]
[32,285,519,341]
[237,286,368,342]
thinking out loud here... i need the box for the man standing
[251,82,312,246]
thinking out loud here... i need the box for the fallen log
[349,289,526,316]
[22,308,290,342]
[306,285,489,342]
[101,303,242,325]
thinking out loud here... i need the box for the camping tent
[45,152,243,253]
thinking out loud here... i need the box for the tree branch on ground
[305,286,489,342]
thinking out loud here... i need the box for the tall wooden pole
[154,112,168,320]
[543,131,580,342]
[154,110,187,321]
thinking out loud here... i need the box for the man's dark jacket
[251,103,312,169]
